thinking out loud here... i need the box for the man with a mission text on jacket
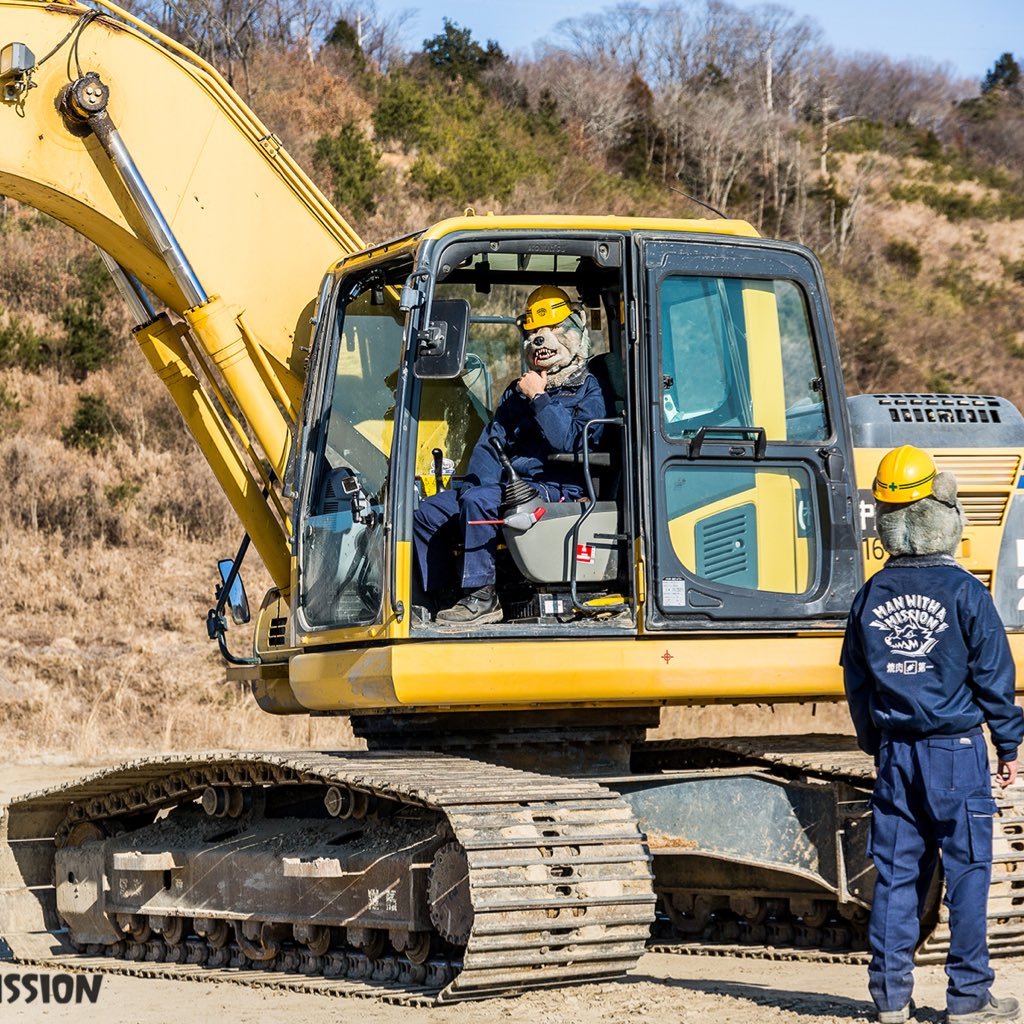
[842,445,1024,1024]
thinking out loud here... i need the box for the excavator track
[1,751,655,1003]
[635,735,1024,964]
[917,786,1024,963]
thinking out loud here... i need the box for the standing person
[842,445,1023,1024]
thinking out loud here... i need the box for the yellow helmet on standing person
[872,444,937,503]
[519,286,573,333]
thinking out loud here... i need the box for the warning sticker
[576,544,594,563]
[661,577,687,606]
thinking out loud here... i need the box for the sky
[371,0,1021,84]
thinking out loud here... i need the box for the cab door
[638,236,860,627]
[293,269,407,639]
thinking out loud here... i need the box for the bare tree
[526,49,639,154]
[830,52,960,127]
[128,0,409,90]
[334,1,413,74]
[556,2,655,77]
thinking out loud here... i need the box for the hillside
[2,2,1023,760]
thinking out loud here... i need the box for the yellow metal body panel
[417,214,761,243]
[667,479,807,595]
[284,631,1024,713]
[184,296,291,477]
[331,215,760,276]
[390,541,412,641]
[743,283,786,436]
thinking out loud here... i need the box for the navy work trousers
[413,481,575,593]
[868,730,997,1015]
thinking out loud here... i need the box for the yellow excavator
[4,0,1024,1003]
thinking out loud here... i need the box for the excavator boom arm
[0,0,363,589]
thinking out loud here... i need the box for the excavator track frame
[5,738,1024,1002]
[1,751,656,1003]
[636,736,1024,963]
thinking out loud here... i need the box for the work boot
[434,585,502,626]
[877,1001,913,1023]
[948,995,1021,1023]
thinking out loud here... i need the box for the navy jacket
[465,373,606,486]
[841,555,1023,760]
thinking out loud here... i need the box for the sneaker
[434,585,502,626]
[877,1002,913,1023]
[948,995,1020,1023]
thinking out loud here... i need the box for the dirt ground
[5,765,1024,1024]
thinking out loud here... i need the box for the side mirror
[414,298,470,379]
[218,558,251,625]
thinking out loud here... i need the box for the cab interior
[409,244,635,633]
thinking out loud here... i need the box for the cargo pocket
[967,796,999,863]
[927,736,979,791]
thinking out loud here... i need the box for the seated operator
[413,286,607,626]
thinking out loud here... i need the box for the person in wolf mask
[413,285,606,626]
[842,445,1023,1024]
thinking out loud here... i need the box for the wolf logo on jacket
[870,593,949,659]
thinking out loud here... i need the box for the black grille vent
[696,504,756,587]
[268,617,287,647]
[875,393,1002,426]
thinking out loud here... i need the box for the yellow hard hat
[872,444,936,503]
[519,286,573,333]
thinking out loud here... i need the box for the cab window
[660,276,827,443]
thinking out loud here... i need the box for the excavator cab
[292,223,863,641]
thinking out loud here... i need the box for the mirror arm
[208,610,260,667]
[400,269,436,350]
[207,530,261,667]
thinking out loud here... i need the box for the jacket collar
[885,553,959,568]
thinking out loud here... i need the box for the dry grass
[825,155,1024,404]
[0,323,360,760]
[655,703,853,742]
[0,530,355,763]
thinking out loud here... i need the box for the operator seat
[502,349,626,587]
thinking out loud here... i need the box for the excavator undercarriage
[1,749,655,1002]
[5,731,1024,1002]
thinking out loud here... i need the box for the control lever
[431,447,444,493]
[471,438,546,532]
[488,437,541,513]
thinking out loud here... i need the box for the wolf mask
[521,309,591,390]
[877,471,967,557]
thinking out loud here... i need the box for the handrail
[568,417,628,615]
